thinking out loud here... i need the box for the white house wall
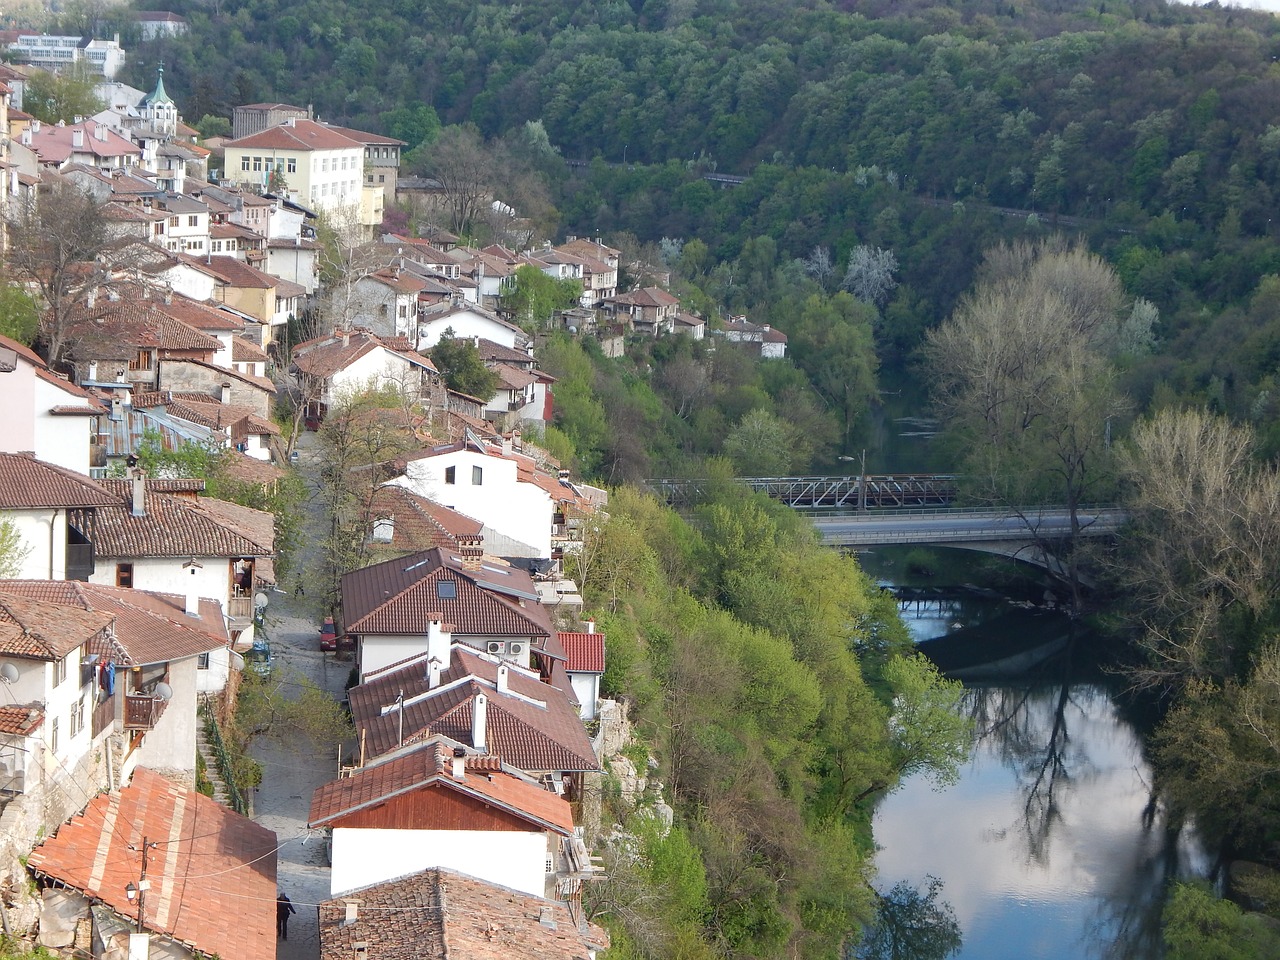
[127,656,199,776]
[5,508,69,580]
[395,450,552,558]
[329,827,548,897]
[569,673,600,721]
[417,313,519,350]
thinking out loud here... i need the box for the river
[857,547,1212,960]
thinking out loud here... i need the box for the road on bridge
[814,508,1127,546]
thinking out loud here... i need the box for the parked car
[245,639,274,677]
[319,616,337,651]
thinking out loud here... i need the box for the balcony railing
[92,695,115,738]
[123,694,167,731]
[227,596,254,620]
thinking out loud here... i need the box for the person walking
[276,891,296,940]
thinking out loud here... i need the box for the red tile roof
[152,295,244,333]
[318,868,608,960]
[342,549,551,639]
[28,768,277,960]
[0,592,114,660]
[557,633,604,674]
[66,300,223,354]
[368,485,483,553]
[0,581,228,665]
[292,329,436,380]
[308,739,573,833]
[0,703,43,735]
[225,118,365,152]
[89,481,273,561]
[0,453,119,509]
[184,254,277,289]
[348,647,598,772]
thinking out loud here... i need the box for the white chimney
[343,901,358,925]
[182,559,203,616]
[220,382,232,404]
[472,693,487,751]
[96,123,108,142]
[72,129,84,149]
[426,616,451,672]
[450,746,466,780]
[427,656,442,690]
[131,472,145,516]
[88,361,98,381]
[496,663,509,694]
[585,618,596,634]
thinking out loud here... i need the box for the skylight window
[436,580,457,600]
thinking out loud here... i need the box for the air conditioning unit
[486,641,504,655]
[508,642,525,657]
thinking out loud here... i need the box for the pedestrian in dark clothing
[294,580,305,598]
[277,891,296,940]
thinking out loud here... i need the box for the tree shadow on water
[851,876,962,960]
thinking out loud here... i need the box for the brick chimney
[458,535,483,571]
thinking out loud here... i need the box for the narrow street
[245,431,350,960]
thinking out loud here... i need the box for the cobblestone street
[244,432,349,960]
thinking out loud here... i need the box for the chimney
[88,360,98,381]
[343,901,358,926]
[427,656,443,690]
[220,382,231,404]
[110,396,123,421]
[459,535,482,571]
[131,471,146,517]
[97,123,108,142]
[30,120,40,134]
[472,693,487,751]
[496,662,509,694]
[585,618,595,634]
[341,330,349,348]
[72,128,84,149]
[182,558,203,616]
[20,129,30,146]
[451,745,466,780]
[426,616,451,673]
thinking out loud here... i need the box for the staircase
[196,724,230,805]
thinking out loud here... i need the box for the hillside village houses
[0,59,785,958]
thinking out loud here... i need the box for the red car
[319,616,337,651]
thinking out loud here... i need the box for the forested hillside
[98,0,1280,455]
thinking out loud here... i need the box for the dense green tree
[0,284,40,346]
[501,264,582,330]
[428,330,500,399]
[1162,881,1280,960]
[24,65,102,124]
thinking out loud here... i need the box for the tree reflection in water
[964,640,1205,959]
[853,876,962,960]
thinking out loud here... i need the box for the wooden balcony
[91,695,115,738]
[123,694,167,731]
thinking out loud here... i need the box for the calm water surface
[860,549,1212,960]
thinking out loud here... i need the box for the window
[321,157,328,173]
[50,716,58,753]
[287,157,296,173]
[197,652,210,670]
[253,156,263,172]
[472,465,483,485]
[444,466,456,485]
[212,240,222,253]
[169,216,179,227]
[372,518,394,543]
[70,696,84,737]
[367,174,374,184]
[188,215,198,226]
[436,580,457,600]
[379,174,386,184]
[54,656,67,686]
[241,156,250,171]
[116,563,133,588]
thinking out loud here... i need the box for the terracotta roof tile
[28,769,276,960]
[66,300,222,354]
[309,739,572,833]
[0,592,114,659]
[0,581,227,665]
[91,482,273,560]
[0,453,119,509]
[342,549,550,639]
[318,868,608,960]
[558,633,604,674]
[368,485,483,553]
[349,647,598,772]
[0,703,43,735]
[225,118,364,152]
[292,329,435,380]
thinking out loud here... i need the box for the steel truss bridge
[648,474,959,510]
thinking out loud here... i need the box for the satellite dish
[0,663,18,684]
[254,592,269,609]
[153,682,173,702]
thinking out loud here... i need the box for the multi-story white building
[8,35,125,79]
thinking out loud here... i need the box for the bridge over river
[648,475,1125,570]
